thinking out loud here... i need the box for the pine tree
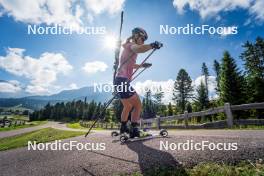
[195,81,208,122]
[240,37,264,103]
[142,90,157,119]
[112,99,123,122]
[186,102,192,113]
[167,102,173,116]
[153,86,164,116]
[105,109,111,122]
[202,63,209,98]
[201,63,210,109]
[173,69,193,113]
[219,51,245,105]
[213,60,221,95]
[195,81,208,111]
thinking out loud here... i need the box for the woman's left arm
[133,64,141,69]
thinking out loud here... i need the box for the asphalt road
[1,129,264,176]
[0,121,87,139]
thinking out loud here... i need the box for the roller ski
[111,122,168,143]
[119,129,168,143]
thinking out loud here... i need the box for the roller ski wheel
[111,131,119,137]
[159,129,168,137]
[120,134,129,143]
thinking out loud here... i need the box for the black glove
[150,41,163,49]
[142,63,152,68]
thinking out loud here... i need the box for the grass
[231,125,264,130]
[0,120,47,132]
[0,115,29,121]
[0,127,85,151]
[67,122,87,129]
[121,161,264,176]
[67,122,105,130]
[189,161,264,176]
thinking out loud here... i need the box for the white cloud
[0,80,21,93]
[133,76,217,105]
[84,0,125,15]
[0,0,81,29]
[82,61,108,74]
[69,83,78,89]
[0,48,73,94]
[172,0,264,22]
[25,85,48,94]
[249,0,264,21]
[0,0,125,28]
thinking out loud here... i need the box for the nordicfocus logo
[160,24,238,35]
[28,140,106,151]
[160,140,238,151]
[27,24,106,35]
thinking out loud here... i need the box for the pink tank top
[116,42,137,80]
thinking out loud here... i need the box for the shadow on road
[82,137,187,175]
[126,138,187,176]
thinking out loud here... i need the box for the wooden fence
[0,119,26,128]
[140,102,264,129]
[80,102,264,130]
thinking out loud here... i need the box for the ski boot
[129,122,140,138]
[111,121,130,137]
[120,121,130,134]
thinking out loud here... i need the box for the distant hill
[0,86,112,110]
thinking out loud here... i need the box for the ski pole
[130,49,156,80]
[113,11,124,84]
[85,95,117,137]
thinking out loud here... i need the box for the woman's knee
[133,101,142,112]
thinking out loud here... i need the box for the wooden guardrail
[140,102,264,129]
[0,119,26,128]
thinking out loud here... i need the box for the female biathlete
[114,27,162,138]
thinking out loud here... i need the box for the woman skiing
[114,27,162,138]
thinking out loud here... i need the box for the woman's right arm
[131,44,152,53]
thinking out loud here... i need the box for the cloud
[84,0,125,15]
[0,0,81,29]
[172,0,264,22]
[133,76,217,105]
[69,83,78,89]
[0,0,125,28]
[82,61,108,74]
[0,48,73,94]
[134,77,217,104]
[0,80,21,93]
[249,0,264,21]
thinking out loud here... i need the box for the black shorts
[114,77,135,99]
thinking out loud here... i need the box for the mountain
[0,86,112,110]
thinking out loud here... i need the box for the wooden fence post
[140,119,143,129]
[156,116,160,130]
[224,103,233,128]
[184,111,188,128]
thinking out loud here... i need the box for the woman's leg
[127,93,142,122]
[125,93,141,137]
[119,99,132,134]
[120,99,133,122]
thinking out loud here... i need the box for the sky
[0,0,264,103]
